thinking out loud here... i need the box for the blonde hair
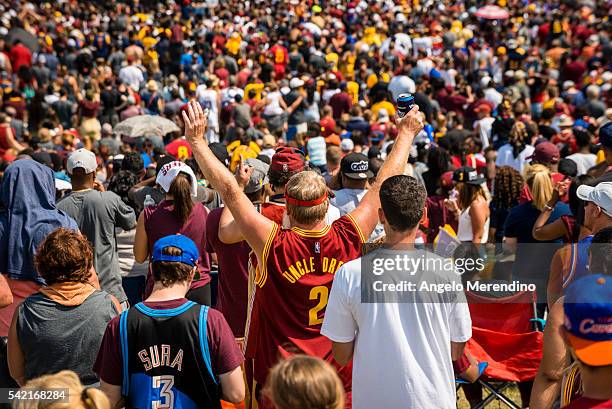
[524,164,553,211]
[285,171,329,225]
[13,371,110,409]
[265,355,345,409]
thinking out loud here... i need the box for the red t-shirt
[93,298,244,385]
[9,44,31,72]
[205,208,251,338]
[563,397,612,408]
[245,215,366,395]
[144,201,211,297]
[261,202,285,224]
[269,45,288,66]
[329,92,353,119]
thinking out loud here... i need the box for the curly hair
[35,228,94,285]
[107,170,140,210]
[492,166,524,210]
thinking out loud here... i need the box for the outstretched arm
[348,106,424,238]
[183,101,273,257]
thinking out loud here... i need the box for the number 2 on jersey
[152,375,175,409]
[308,285,329,326]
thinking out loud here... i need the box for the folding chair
[462,290,544,409]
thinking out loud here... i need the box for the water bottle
[144,194,156,208]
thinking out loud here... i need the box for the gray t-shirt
[17,290,119,385]
[58,190,136,302]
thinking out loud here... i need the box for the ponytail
[169,172,194,224]
[524,164,553,211]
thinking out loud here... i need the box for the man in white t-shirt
[322,175,472,409]
[473,104,494,149]
[566,128,597,175]
[495,126,535,173]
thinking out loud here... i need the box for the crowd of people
[0,0,611,408]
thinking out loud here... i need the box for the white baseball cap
[156,161,198,197]
[67,148,97,174]
[289,78,305,89]
[340,138,354,152]
[577,182,612,217]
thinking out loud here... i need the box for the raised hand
[551,179,570,203]
[235,157,253,190]
[396,105,424,137]
[182,100,208,145]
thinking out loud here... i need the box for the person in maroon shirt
[329,83,353,119]
[207,158,268,340]
[94,234,245,408]
[134,161,212,304]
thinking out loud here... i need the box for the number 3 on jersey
[308,286,329,326]
[152,375,174,409]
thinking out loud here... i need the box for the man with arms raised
[322,175,472,409]
[183,100,423,407]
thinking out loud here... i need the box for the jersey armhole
[119,310,130,396]
[255,222,279,288]
[198,306,218,384]
[344,213,367,244]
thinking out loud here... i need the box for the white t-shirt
[118,65,144,91]
[262,91,284,116]
[495,143,535,172]
[566,152,597,176]
[331,188,367,215]
[321,248,472,409]
[474,117,495,149]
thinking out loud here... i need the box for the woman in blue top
[503,164,572,304]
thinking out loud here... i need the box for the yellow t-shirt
[372,101,396,117]
[244,83,264,101]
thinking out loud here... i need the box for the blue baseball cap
[599,121,612,148]
[152,235,199,267]
[563,274,612,366]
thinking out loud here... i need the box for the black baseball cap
[209,142,230,167]
[453,166,485,185]
[341,153,374,180]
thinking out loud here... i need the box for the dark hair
[426,147,451,177]
[589,227,612,275]
[170,172,194,224]
[379,175,426,231]
[573,128,592,149]
[492,166,523,210]
[257,154,271,165]
[558,158,578,178]
[35,228,93,285]
[569,175,595,216]
[121,152,144,175]
[151,246,194,287]
[457,183,486,210]
[108,170,140,210]
[368,157,384,178]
